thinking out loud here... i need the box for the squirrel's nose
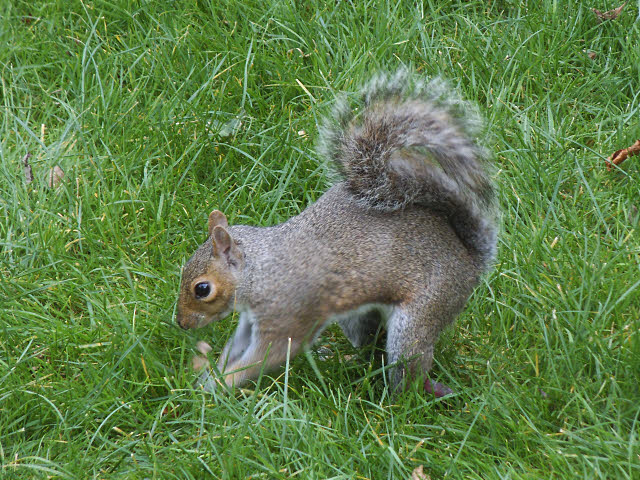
[176,313,189,330]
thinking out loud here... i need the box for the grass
[1,0,639,478]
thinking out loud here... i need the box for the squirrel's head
[176,210,244,329]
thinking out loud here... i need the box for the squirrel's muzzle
[175,308,196,329]
[177,316,190,330]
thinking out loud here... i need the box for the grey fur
[318,69,497,271]
[177,70,499,393]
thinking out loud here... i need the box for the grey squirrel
[176,70,498,395]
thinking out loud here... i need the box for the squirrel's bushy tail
[318,69,498,271]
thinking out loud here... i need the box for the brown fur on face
[176,211,243,329]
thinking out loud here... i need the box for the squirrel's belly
[326,303,393,326]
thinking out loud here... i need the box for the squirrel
[176,70,498,396]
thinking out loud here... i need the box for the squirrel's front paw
[196,368,220,393]
[192,340,219,393]
[192,341,212,373]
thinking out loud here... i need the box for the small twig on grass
[606,139,640,171]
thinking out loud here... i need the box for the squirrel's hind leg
[385,302,454,397]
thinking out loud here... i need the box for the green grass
[1,0,639,478]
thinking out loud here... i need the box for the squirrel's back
[231,182,478,318]
[318,70,498,272]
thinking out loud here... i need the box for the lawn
[1,0,639,478]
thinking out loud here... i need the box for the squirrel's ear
[208,210,228,237]
[211,225,242,266]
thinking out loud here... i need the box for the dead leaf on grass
[411,465,431,480]
[22,153,34,184]
[47,165,65,188]
[592,2,627,22]
[208,117,242,138]
[606,139,640,171]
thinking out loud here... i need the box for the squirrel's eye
[194,282,211,299]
